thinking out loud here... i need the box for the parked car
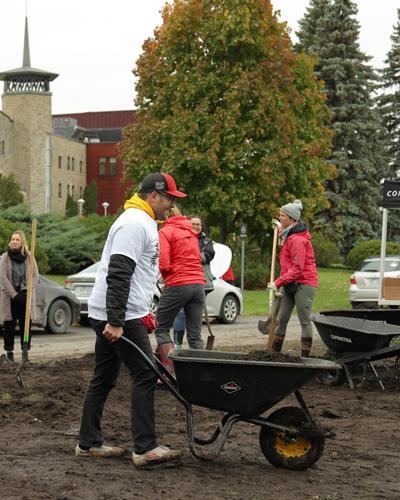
[349,255,400,308]
[66,262,243,324]
[0,275,80,333]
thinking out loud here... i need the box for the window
[1,140,4,155]
[79,160,83,173]
[58,156,62,169]
[109,158,117,176]
[67,156,70,171]
[71,185,75,198]
[67,184,70,196]
[79,186,83,198]
[58,183,62,198]
[71,157,75,171]
[98,157,106,176]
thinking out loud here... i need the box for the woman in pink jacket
[268,199,318,357]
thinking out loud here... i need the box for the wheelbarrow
[121,337,338,471]
[311,314,400,390]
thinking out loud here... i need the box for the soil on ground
[1,353,399,500]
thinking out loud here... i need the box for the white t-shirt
[88,208,159,321]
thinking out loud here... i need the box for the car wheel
[219,295,239,324]
[46,299,72,334]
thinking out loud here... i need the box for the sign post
[240,223,247,295]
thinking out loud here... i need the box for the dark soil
[1,353,400,499]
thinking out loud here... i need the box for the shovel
[258,219,280,335]
[204,304,215,351]
[18,219,38,388]
[266,291,283,351]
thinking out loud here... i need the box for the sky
[0,0,399,114]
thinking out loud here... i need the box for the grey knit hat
[280,199,303,221]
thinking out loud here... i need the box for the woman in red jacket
[154,208,206,372]
[268,199,318,357]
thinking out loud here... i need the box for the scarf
[124,193,164,224]
[280,223,297,246]
[7,248,26,263]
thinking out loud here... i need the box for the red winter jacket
[159,216,206,287]
[275,223,318,288]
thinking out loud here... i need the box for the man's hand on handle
[103,324,123,342]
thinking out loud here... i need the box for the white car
[349,255,400,308]
[66,262,243,324]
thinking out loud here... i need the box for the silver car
[66,262,243,324]
[349,255,400,308]
[1,275,80,333]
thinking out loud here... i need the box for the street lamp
[77,198,85,218]
[102,201,110,216]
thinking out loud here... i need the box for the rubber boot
[301,337,312,358]
[173,330,185,350]
[156,343,175,376]
[272,336,284,353]
[6,351,14,364]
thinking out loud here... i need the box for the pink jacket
[275,223,318,288]
[159,216,206,287]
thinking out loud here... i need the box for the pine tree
[380,9,400,179]
[83,181,97,216]
[65,194,78,217]
[297,0,386,254]
[0,174,24,208]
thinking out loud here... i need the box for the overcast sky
[1,0,399,114]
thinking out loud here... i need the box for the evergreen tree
[0,174,24,208]
[297,0,387,253]
[83,181,97,216]
[65,194,78,217]
[120,0,333,247]
[380,9,400,179]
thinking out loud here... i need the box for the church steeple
[0,16,58,94]
[23,16,31,68]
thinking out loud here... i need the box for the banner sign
[382,180,400,209]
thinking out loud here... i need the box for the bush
[346,239,400,270]
[312,232,342,268]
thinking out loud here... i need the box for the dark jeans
[3,298,32,352]
[155,284,205,349]
[78,318,157,454]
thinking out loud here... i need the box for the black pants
[155,284,205,349]
[78,318,158,454]
[3,298,32,352]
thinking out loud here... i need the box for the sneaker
[132,446,183,469]
[75,444,126,458]
[6,352,14,364]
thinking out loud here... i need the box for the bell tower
[0,17,58,212]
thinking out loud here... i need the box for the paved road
[11,315,324,363]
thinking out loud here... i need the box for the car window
[359,260,400,272]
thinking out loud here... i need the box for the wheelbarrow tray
[170,349,339,417]
[311,314,400,353]
[319,309,400,326]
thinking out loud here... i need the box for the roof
[53,110,137,129]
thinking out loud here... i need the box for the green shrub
[312,232,342,268]
[346,239,400,270]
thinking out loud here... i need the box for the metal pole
[241,239,245,295]
[378,208,388,303]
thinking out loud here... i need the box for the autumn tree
[297,0,387,253]
[120,0,332,247]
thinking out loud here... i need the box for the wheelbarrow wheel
[259,406,325,471]
[318,367,346,387]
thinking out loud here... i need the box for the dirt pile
[1,354,399,499]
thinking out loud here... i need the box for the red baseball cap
[139,173,187,198]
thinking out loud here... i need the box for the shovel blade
[258,318,271,335]
[206,335,215,351]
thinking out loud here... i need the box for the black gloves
[13,290,27,304]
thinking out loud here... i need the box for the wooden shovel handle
[23,219,37,345]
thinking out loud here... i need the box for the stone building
[0,18,86,214]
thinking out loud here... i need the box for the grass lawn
[243,267,352,315]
